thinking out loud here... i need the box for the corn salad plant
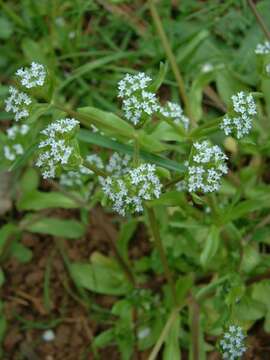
[1,0,270,359]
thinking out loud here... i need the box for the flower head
[160,101,189,129]
[16,62,46,89]
[102,164,162,216]
[36,118,81,179]
[5,87,32,121]
[220,92,257,139]
[105,152,131,176]
[59,165,91,188]
[86,154,104,175]
[187,141,228,193]
[118,72,152,98]
[118,72,159,126]
[255,41,270,55]
[3,124,30,162]
[219,325,246,360]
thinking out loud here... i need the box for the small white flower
[160,101,189,129]
[266,63,270,74]
[86,154,104,174]
[201,63,214,73]
[138,327,151,339]
[220,325,246,360]
[102,163,162,216]
[187,141,228,193]
[16,62,46,89]
[3,144,24,161]
[118,72,159,126]
[42,329,55,342]
[105,152,131,176]
[36,118,80,179]
[118,72,152,98]
[6,124,30,139]
[255,41,270,54]
[220,92,256,139]
[5,87,32,121]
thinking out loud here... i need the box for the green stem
[83,160,109,178]
[146,206,177,306]
[248,0,270,41]
[133,135,140,167]
[148,0,196,127]
[148,308,178,360]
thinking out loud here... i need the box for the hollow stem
[148,0,196,127]
[145,206,177,306]
[248,0,270,41]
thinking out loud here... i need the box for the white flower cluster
[6,124,29,140]
[102,164,162,216]
[3,124,30,162]
[187,141,228,193]
[118,72,152,98]
[160,101,189,129]
[105,152,131,176]
[255,41,270,54]
[60,165,91,188]
[36,118,79,179]
[16,62,46,89]
[5,87,32,122]
[118,73,159,126]
[220,92,257,139]
[86,154,104,174]
[3,144,24,161]
[220,325,246,360]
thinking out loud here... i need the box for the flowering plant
[1,1,270,359]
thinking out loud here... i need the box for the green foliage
[1,0,270,359]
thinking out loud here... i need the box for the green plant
[1,0,270,359]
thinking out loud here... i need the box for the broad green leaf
[188,71,216,121]
[70,262,132,295]
[20,168,39,194]
[240,244,261,274]
[216,69,249,106]
[116,220,138,261]
[200,225,220,267]
[11,242,32,263]
[25,217,85,239]
[93,329,114,349]
[235,295,266,321]
[17,190,79,210]
[77,106,135,139]
[149,191,187,207]
[137,131,167,153]
[0,223,19,252]
[78,130,186,173]
[149,62,168,92]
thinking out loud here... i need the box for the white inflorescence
[5,87,32,121]
[16,62,46,89]
[36,118,79,179]
[6,124,29,140]
[3,144,24,161]
[86,154,104,174]
[3,124,30,162]
[220,325,246,360]
[118,72,152,98]
[187,141,228,193]
[255,41,270,54]
[118,73,159,126]
[105,152,131,176]
[160,101,189,129]
[220,92,257,139]
[102,164,162,216]
[59,165,91,188]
